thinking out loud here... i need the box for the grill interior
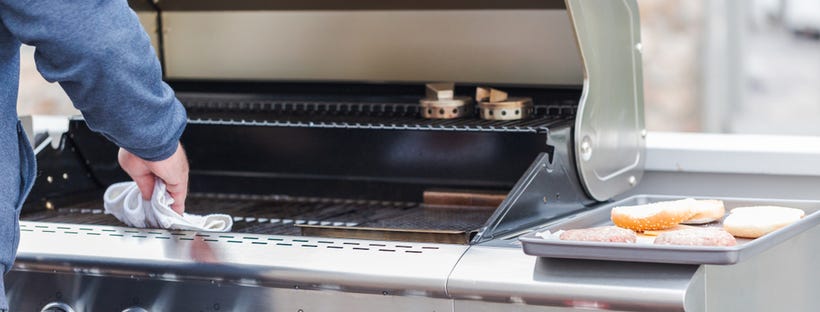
[24,81,582,244]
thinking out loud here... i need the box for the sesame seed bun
[611,198,697,231]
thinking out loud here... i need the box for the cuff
[124,119,186,161]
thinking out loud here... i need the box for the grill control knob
[41,302,75,312]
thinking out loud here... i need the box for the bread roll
[611,198,697,231]
[681,199,726,224]
[723,206,805,238]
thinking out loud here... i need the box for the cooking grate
[180,94,576,133]
[20,193,494,242]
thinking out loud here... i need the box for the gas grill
[6,1,818,311]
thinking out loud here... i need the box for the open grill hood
[129,0,646,202]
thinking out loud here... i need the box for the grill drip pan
[519,195,820,265]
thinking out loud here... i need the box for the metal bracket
[474,125,593,243]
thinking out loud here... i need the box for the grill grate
[20,193,493,240]
[19,223,442,253]
[180,94,576,133]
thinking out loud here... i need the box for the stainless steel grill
[8,1,816,311]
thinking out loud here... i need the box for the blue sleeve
[0,0,186,161]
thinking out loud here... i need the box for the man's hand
[118,142,189,215]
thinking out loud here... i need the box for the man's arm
[0,0,188,211]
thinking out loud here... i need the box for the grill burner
[419,97,473,120]
[478,99,534,120]
[476,87,534,121]
[419,83,473,120]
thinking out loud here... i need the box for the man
[0,1,189,309]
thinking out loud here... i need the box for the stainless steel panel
[567,0,646,201]
[161,10,583,85]
[14,222,467,297]
[643,132,820,177]
[11,222,815,311]
[454,301,593,312]
[453,231,817,311]
[702,223,820,311]
[5,271,453,311]
[627,171,820,201]
[447,244,699,311]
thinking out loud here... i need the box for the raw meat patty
[653,228,737,246]
[559,226,637,243]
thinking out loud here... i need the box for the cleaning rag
[104,180,232,232]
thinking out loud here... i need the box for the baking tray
[519,195,820,265]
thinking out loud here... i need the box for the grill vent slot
[20,223,438,254]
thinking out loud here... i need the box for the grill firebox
[23,82,587,244]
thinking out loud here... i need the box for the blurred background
[639,0,820,135]
[15,0,820,136]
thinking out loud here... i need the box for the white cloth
[104,181,233,232]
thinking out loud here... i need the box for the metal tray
[519,195,820,265]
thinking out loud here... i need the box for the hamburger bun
[681,199,726,224]
[723,206,805,238]
[611,198,697,231]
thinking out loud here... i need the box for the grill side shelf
[519,195,820,265]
